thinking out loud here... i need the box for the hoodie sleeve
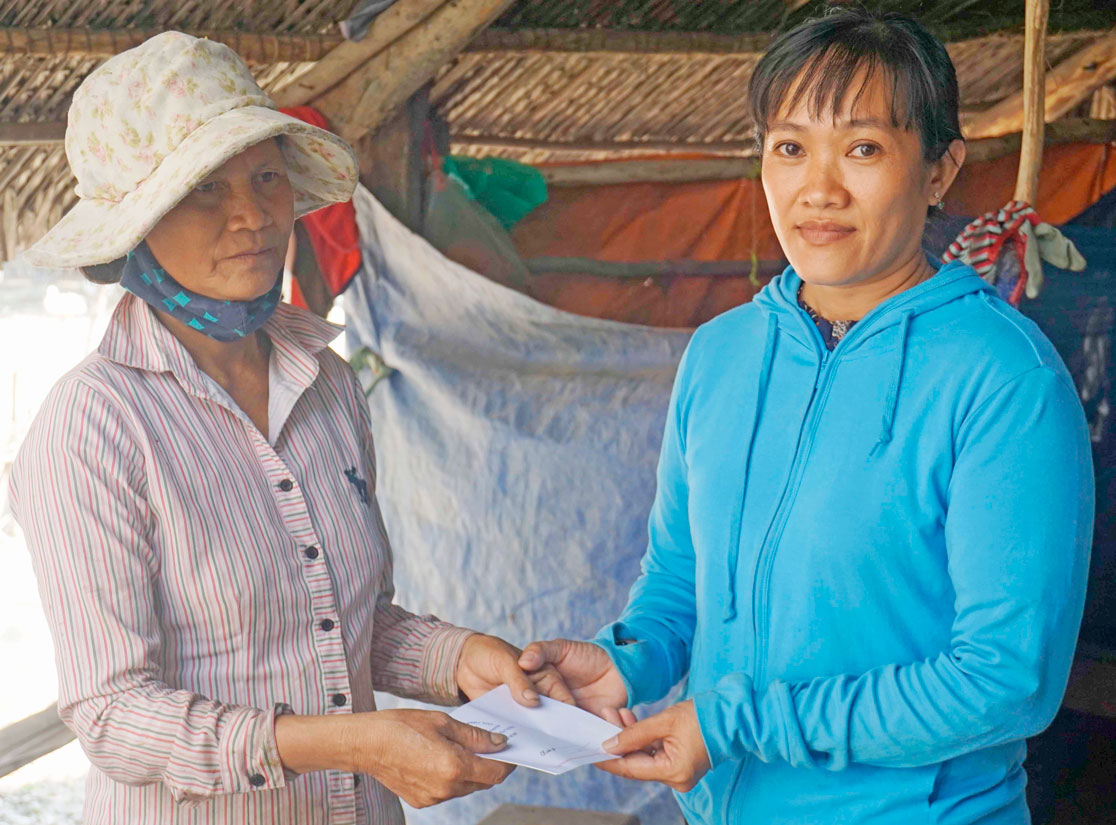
[594,344,698,707]
[693,365,1094,771]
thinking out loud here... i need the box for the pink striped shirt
[9,292,474,824]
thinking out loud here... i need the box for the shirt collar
[98,292,343,378]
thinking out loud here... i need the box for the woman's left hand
[456,633,576,706]
[596,700,711,792]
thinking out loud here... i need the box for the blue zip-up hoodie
[596,259,1094,824]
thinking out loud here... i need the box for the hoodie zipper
[750,327,835,689]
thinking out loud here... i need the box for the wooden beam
[0,121,66,146]
[6,116,1114,160]
[533,119,1113,184]
[464,28,773,55]
[1014,0,1051,204]
[0,704,74,779]
[316,0,517,145]
[525,257,785,280]
[272,0,446,107]
[541,157,760,187]
[352,88,429,232]
[1089,84,1116,119]
[451,135,756,155]
[965,31,1116,140]
[966,117,1116,163]
[0,28,342,62]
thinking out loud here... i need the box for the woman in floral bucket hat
[10,31,570,823]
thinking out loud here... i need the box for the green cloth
[442,156,548,229]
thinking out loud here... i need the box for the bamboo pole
[314,0,516,144]
[0,28,343,62]
[0,122,67,146]
[464,28,774,55]
[450,134,757,155]
[271,0,447,107]
[524,257,785,280]
[540,157,761,187]
[1014,0,1051,204]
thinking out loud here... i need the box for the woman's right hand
[517,639,632,726]
[276,709,514,808]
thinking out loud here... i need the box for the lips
[227,246,276,262]
[796,221,855,246]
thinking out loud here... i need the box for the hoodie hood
[754,257,993,351]
[757,256,994,448]
[719,257,993,622]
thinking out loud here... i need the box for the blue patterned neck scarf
[120,242,282,342]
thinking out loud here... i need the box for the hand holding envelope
[450,685,623,775]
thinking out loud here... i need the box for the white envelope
[450,685,623,775]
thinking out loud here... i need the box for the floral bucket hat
[23,30,358,269]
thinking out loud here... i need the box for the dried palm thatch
[0,0,1112,259]
[440,29,1109,163]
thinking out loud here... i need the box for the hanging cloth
[941,200,1086,305]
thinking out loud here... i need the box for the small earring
[933,192,945,211]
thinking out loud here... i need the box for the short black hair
[748,8,962,165]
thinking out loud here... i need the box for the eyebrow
[200,160,282,183]
[767,117,893,132]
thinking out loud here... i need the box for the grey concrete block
[478,804,640,825]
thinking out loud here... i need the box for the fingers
[602,715,665,755]
[458,752,515,787]
[530,664,576,705]
[498,653,541,707]
[598,706,624,727]
[619,707,638,727]
[442,718,508,754]
[518,639,567,671]
[595,750,668,783]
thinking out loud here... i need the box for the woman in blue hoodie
[519,9,1094,824]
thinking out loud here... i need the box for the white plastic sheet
[344,187,690,824]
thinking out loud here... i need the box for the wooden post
[0,705,75,779]
[313,0,516,144]
[1013,0,1051,204]
[272,0,447,107]
[352,88,430,233]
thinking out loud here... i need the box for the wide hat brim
[23,106,358,269]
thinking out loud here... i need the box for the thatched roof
[438,28,1109,164]
[0,0,1113,260]
[489,0,1114,40]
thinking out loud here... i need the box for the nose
[799,153,849,210]
[224,189,272,233]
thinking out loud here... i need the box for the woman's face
[145,138,294,302]
[761,70,955,288]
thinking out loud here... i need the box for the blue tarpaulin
[344,186,688,824]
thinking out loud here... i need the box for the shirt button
[319,618,335,632]
[303,546,319,560]
[331,693,347,707]
[249,773,266,787]
[277,479,294,492]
